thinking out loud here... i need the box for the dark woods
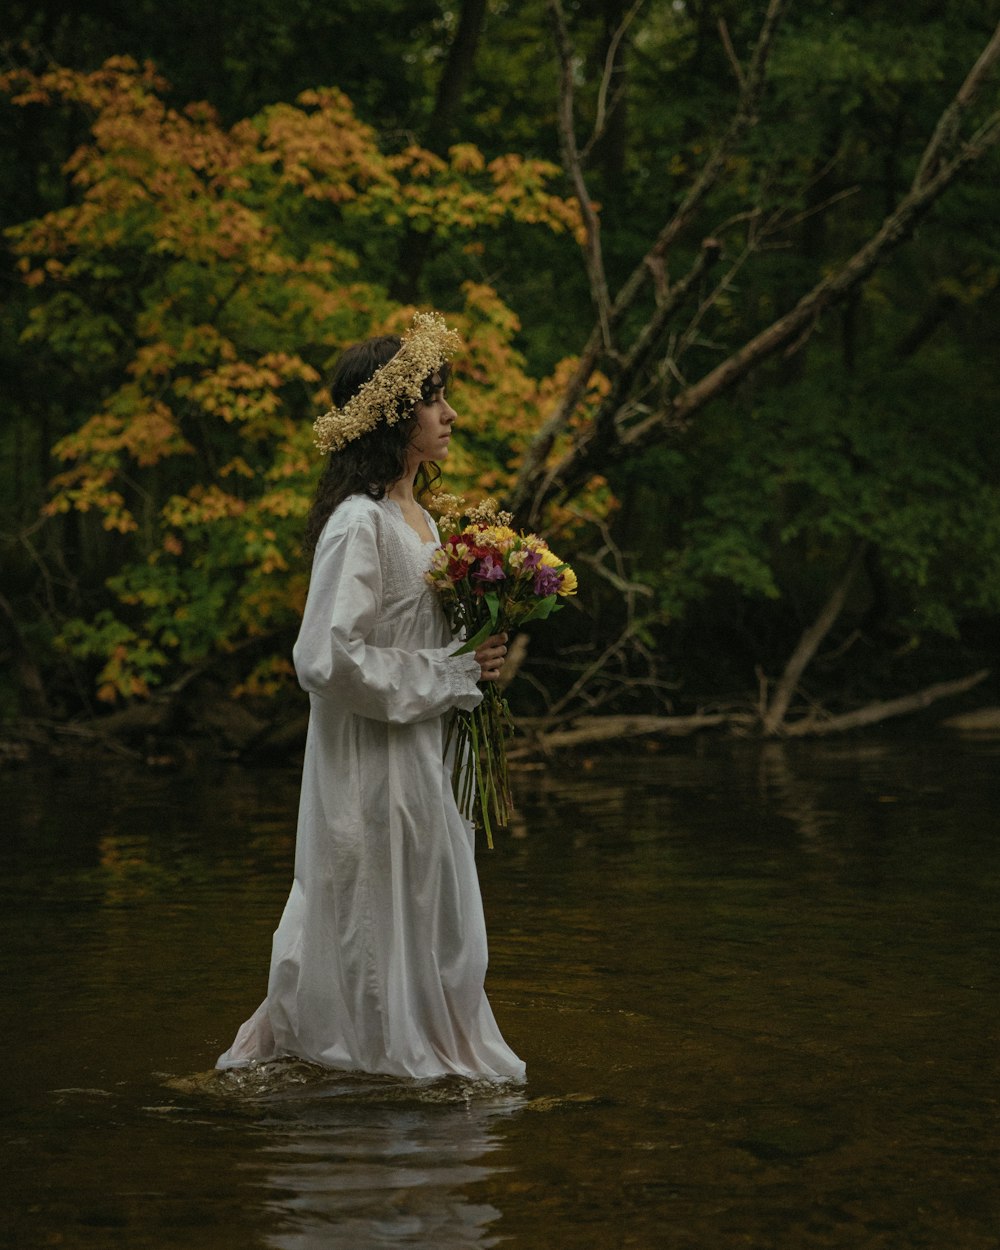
[2,0,999,757]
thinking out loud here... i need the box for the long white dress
[217,494,525,1081]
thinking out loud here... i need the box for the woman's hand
[474,632,508,683]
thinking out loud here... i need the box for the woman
[216,312,525,1081]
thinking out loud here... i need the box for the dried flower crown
[313,311,462,454]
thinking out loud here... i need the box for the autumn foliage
[2,58,605,702]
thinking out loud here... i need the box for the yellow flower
[537,547,577,595]
[477,524,517,549]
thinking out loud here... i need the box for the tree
[3,3,999,743]
[0,58,590,709]
[503,0,1000,737]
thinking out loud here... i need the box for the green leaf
[518,593,559,624]
[451,617,495,657]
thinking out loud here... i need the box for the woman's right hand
[474,632,508,683]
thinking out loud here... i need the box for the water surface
[1,736,997,1248]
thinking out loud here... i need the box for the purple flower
[533,565,562,596]
[472,553,506,583]
[521,550,542,571]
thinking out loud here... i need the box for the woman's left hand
[474,633,508,683]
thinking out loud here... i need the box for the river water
[1,735,997,1249]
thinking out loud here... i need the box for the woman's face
[409,375,457,464]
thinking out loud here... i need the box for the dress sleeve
[293,515,483,724]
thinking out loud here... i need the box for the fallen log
[941,704,1000,732]
[512,712,735,754]
[4,666,990,766]
[778,669,991,737]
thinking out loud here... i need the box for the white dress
[217,494,525,1081]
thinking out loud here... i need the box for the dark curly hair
[303,336,447,555]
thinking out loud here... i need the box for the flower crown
[313,311,462,454]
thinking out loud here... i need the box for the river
[1,734,997,1248]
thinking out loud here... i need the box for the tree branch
[527,236,724,502]
[762,541,867,735]
[624,103,1000,446]
[525,23,1000,515]
[511,0,788,523]
[781,669,991,737]
[638,0,788,270]
[583,0,645,159]
[512,712,732,754]
[914,21,1000,186]
[547,0,612,341]
[716,18,746,91]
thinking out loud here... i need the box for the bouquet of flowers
[426,496,578,847]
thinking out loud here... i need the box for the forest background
[2,0,999,757]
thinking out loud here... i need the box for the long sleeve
[293,512,483,724]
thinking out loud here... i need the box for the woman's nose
[443,400,457,423]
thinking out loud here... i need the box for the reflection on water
[259,1096,510,1249]
[260,1112,501,1250]
[1,735,998,1249]
[176,1063,524,1250]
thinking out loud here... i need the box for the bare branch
[524,237,724,514]
[585,0,645,158]
[781,669,991,737]
[527,510,672,722]
[512,712,731,753]
[762,184,861,237]
[762,541,868,735]
[644,0,788,266]
[547,0,612,342]
[574,550,654,598]
[717,18,746,90]
[512,0,788,522]
[543,622,645,720]
[671,237,758,370]
[516,12,1000,533]
[915,20,1000,186]
[531,234,750,506]
[626,110,1000,443]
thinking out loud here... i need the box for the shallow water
[1,735,997,1249]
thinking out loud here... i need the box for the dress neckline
[382,497,438,546]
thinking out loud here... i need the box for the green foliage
[2,2,999,720]
[0,57,587,704]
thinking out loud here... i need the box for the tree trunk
[392,0,489,301]
[425,0,489,141]
[0,592,51,717]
